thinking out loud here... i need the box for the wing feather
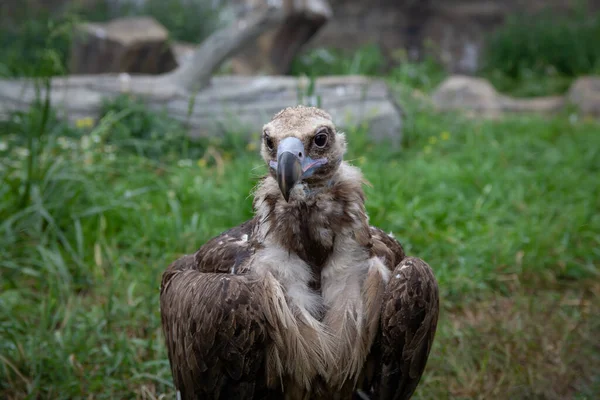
[194,218,258,274]
[377,256,439,400]
[358,228,439,400]
[369,226,406,271]
[160,239,281,399]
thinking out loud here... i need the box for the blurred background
[0,1,599,399]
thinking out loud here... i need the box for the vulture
[159,105,439,400]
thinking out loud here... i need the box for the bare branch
[165,4,285,90]
[165,0,332,89]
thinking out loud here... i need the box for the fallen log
[0,0,403,146]
[0,74,403,145]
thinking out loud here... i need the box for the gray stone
[567,76,600,117]
[69,16,178,75]
[432,75,502,116]
[432,75,566,116]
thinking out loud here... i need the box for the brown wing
[357,229,438,400]
[159,221,282,400]
[194,218,259,274]
[369,226,406,271]
[376,256,440,400]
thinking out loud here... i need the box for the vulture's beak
[269,137,328,202]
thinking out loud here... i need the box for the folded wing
[365,227,440,400]
[159,219,281,400]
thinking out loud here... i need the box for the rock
[432,75,567,116]
[567,76,600,116]
[432,75,502,116]
[69,16,178,75]
[499,96,565,114]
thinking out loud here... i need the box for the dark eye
[264,134,274,150]
[314,130,328,148]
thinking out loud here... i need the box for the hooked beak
[269,137,328,202]
[277,151,303,202]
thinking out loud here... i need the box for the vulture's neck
[252,162,371,291]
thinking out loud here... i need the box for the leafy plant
[72,0,223,44]
[290,44,386,77]
[0,10,75,78]
[480,2,600,96]
[387,49,447,92]
[290,44,447,93]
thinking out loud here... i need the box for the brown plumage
[159,105,440,400]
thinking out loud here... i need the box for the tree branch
[164,0,332,90]
[165,4,284,90]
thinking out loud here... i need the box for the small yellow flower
[197,158,207,168]
[424,145,432,154]
[75,117,94,129]
[246,142,257,152]
[358,156,367,165]
[440,131,451,141]
[428,136,438,145]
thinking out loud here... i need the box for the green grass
[1,85,599,399]
[479,3,600,97]
[290,45,447,93]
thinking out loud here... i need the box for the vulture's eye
[314,129,329,148]
[264,134,274,150]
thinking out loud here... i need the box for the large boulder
[567,76,600,117]
[432,75,502,116]
[69,16,178,75]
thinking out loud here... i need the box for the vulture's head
[261,105,347,202]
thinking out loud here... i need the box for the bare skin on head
[159,105,440,400]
